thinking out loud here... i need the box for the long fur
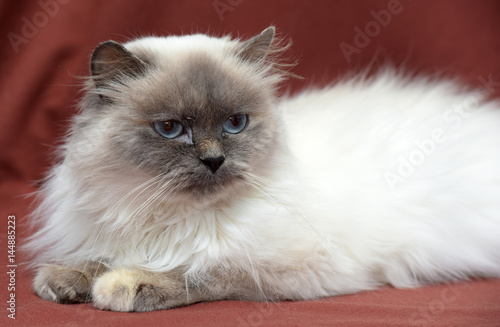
[26,28,500,305]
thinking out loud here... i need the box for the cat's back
[283,71,500,189]
[281,71,500,241]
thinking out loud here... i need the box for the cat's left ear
[237,26,275,62]
[90,40,147,89]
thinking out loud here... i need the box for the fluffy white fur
[27,32,500,302]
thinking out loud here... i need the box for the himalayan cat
[27,26,500,312]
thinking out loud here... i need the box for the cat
[26,26,500,312]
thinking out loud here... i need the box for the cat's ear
[90,40,146,89]
[237,26,275,62]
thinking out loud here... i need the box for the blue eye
[222,114,248,134]
[153,120,183,139]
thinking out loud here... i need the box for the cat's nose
[200,156,225,173]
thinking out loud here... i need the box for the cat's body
[27,27,500,312]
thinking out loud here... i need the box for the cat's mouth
[147,159,251,207]
[185,171,245,193]
[172,167,248,205]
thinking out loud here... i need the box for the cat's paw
[92,268,137,311]
[92,268,193,312]
[33,265,93,304]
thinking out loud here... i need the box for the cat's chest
[132,195,310,268]
[124,204,267,268]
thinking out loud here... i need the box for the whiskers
[234,172,333,301]
[76,172,184,301]
[244,171,336,255]
[244,172,322,235]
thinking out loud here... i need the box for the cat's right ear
[90,40,146,89]
[237,26,275,62]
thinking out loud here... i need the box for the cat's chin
[168,175,249,210]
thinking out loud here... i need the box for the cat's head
[67,27,289,207]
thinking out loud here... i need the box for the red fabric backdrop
[1,1,500,326]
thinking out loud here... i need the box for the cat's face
[71,28,285,206]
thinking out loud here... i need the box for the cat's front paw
[92,268,137,311]
[33,265,93,304]
[92,268,192,312]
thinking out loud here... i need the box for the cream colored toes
[92,268,198,312]
[92,268,138,311]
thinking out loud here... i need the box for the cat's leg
[33,261,108,304]
[92,268,208,312]
[91,264,333,312]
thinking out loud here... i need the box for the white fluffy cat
[27,26,500,311]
